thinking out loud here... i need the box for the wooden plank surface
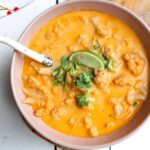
[109,0,150,26]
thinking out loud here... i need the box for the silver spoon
[0,36,53,67]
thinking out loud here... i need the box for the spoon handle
[0,36,53,67]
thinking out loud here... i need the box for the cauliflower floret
[123,52,145,76]
[51,107,67,120]
[91,16,100,25]
[105,122,115,128]
[83,103,94,111]
[80,16,89,24]
[68,34,90,52]
[135,81,147,96]
[94,70,110,88]
[51,109,60,120]
[37,100,46,107]
[84,116,93,129]
[110,98,122,105]
[89,97,95,102]
[127,89,146,103]
[103,45,114,58]
[127,81,147,103]
[104,45,122,69]
[53,22,64,37]
[77,34,90,48]
[69,117,76,126]
[113,75,134,86]
[38,68,50,75]
[57,107,67,117]
[91,16,111,37]
[44,32,55,40]
[34,108,49,117]
[46,99,54,111]
[22,97,36,105]
[89,126,99,137]
[111,98,133,119]
[65,98,74,106]
[28,76,50,97]
[30,61,39,71]
[114,104,123,117]
[97,27,111,37]
[28,76,40,87]
[22,87,45,99]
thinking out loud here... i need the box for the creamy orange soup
[22,10,148,137]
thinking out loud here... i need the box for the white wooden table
[0,0,149,150]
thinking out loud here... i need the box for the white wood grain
[59,0,69,3]
[0,0,56,150]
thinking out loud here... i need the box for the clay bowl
[11,0,150,149]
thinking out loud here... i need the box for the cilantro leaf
[75,71,94,89]
[60,56,69,70]
[108,59,115,72]
[100,54,108,68]
[91,40,100,52]
[84,70,95,79]
[52,79,59,86]
[52,67,65,86]
[76,93,89,108]
[68,62,76,76]
[132,102,138,108]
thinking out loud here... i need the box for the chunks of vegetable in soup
[22,10,148,138]
[123,52,145,76]
[113,75,134,86]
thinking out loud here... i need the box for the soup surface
[22,10,148,137]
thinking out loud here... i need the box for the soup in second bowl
[22,10,148,137]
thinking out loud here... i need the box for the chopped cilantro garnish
[74,62,81,70]
[91,40,100,54]
[60,56,69,70]
[108,59,115,72]
[132,102,138,108]
[51,44,117,108]
[84,70,95,79]
[93,45,100,49]
[51,67,65,86]
[99,53,116,72]
[68,62,76,76]
[100,54,108,68]
[52,78,59,86]
[76,93,89,108]
[75,71,94,89]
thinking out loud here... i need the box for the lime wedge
[69,50,105,70]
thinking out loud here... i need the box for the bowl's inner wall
[11,0,150,149]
